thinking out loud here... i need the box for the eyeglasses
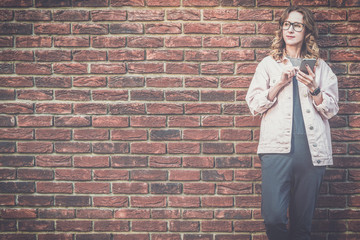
[282,21,305,32]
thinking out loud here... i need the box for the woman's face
[282,11,306,49]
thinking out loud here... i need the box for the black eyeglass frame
[281,21,305,32]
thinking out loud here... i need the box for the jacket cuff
[312,92,329,113]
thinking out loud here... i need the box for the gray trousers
[260,133,326,240]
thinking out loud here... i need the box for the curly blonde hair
[270,6,320,61]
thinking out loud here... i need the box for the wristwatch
[310,87,321,96]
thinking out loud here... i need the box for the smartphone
[299,59,316,75]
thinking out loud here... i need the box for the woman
[246,6,339,240]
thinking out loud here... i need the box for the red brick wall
[0,0,359,239]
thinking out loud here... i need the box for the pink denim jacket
[246,56,339,166]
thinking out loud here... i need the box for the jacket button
[309,126,314,130]
[306,109,310,113]
[313,143,317,147]
[317,160,321,164]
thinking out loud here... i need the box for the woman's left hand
[296,64,317,92]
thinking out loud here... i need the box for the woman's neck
[285,46,302,58]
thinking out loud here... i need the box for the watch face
[312,87,320,96]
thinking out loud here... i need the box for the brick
[77,209,112,219]
[147,50,183,61]
[128,10,164,21]
[234,220,265,232]
[132,170,167,181]
[94,221,129,232]
[202,197,233,207]
[93,196,128,207]
[183,210,213,219]
[73,156,109,168]
[168,196,200,208]
[36,156,71,167]
[184,23,221,34]
[92,116,128,128]
[0,63,13,74]
[16,36,51,48]
[330,23,360,34]
[0,103,33,114]
[166,63,199,74]
[167,9,200,21]
[55,196,90,207]
[55,90,90,101]
[151,183,182,194]
[169,170,200,181]
[202,221,232,232]
[18,220,54,231]
[53,10,89,21]
[185,77,218,88]
[73,76,106,87]
[150,156,181,168]
[72,0,109,7]
[145,23,182,34]
[1,209,36,219]
[37,182,72,194]
[92,142,129,154]
[131,90,163,101]
[75,182,110,194]
[170,221,199,232]
[0,169,15,180]
[185,103,221,114]
[73,24,108,34]
[34,23,70,34]
[15,10,51,21]
[147,0,180,6]
[18,142,53,153]
[113,182,148,194]
[55,116,90,127]
[35,77,71,88]
[53,63,87,74]
[17,90,52,100]
[110,23,143,34]
[146,77,182,88]
[0,50,33,61]
[183,129,218,141]
[54,142,90,153]
[55,169,91,181]
[202,116,233,127]
[152,210,181,219]
[35,0,71,7]
[0,115,15,127]
[131,196,166,208]
[183,183,215,194]
[168,142,200,154]
[16,63,51,75]
[93,169,128,180]
[73,50,106,61]
[223,23,255,34]
[201,90,234,101]
[74,103,107,114]
[258,0,290,6]
[150,129,181,141]
[91,63,126,74]
[204,9,237,20]
[109,49,144,61]
[0,220,16,231]
[147,103,183,115]
[110,0,144,6]
[133,221,167,232]
[203,143,234,154]
[0,76,33,87]
[110,103,145,115]
[168,116,200,127]
[165,36,202,48]
[35,50,71,62]
[0,36,13,47]
[92,10,126,21]
[185,50,218,62]
[113,234,149,240]
[36,103,71,114]
[56,221,92,232]
[203,170,233,181]
[0,89,14,100]
[0,23,32,35]
[54,36,89,47]
[241,36,273,48]
[183,157,214,168]
[17,169,53,180]
[318,36,347,48]
[183,0,219,6]
[238,9,272,21]
[166,90,199,101]
[76,234,111,240]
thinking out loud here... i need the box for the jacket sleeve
[312,60,339,120]
[245,59,277,116]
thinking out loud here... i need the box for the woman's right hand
[267,66,298,101]
[279,66,298,86]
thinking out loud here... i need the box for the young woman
[246,6,339,240]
